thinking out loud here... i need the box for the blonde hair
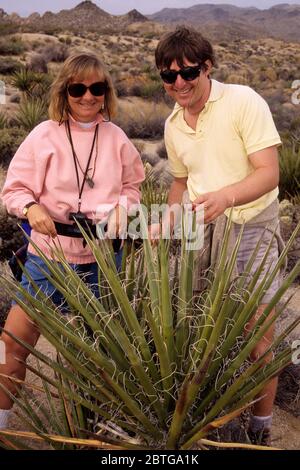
[48,52,117,122]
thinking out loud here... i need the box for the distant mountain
[148,3,300,42]
[0,1,149,33]
[1,2,299,42]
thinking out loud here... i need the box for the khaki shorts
[233,223,280,303]
[194,222,280,304]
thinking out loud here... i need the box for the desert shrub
[139,81,164,101]
[0,23,20,36]
[14,97,48,131]
[114,81,130,98]
[39,43,69,63]
[157,141,168,160]
[114,101,171,139]
[0,58,22,75]
[11,68,40,95]
[0,127,27,166]
[27,54,48,73]
[143,31,157,39]
[0,211,24,262]
[0,36,25,55]
[11,68,51,100]
[0,112,7,129]
[279,141,300,200]
[290,117,300,143]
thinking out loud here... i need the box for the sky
[0,0,300,17]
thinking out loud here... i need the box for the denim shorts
[13,250,122,312]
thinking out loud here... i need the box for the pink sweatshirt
[1,116,145,263]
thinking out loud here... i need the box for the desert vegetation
[0,3,299,450]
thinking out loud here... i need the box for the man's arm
[168,177,188,206]
[193,145,279,223]
[166,176,189,232]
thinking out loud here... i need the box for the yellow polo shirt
[165,79,281,223]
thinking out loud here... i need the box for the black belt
[54,221,97,238]
[54,221,122,252]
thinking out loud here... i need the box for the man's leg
[234,218,281,445]
[246,304,277,445]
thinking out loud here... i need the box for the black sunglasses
[67,81,107,98]
[160,65,202,84]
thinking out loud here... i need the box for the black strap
[54,221,97,238]
[54,221,122,253]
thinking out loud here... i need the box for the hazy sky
[1,0,300,17]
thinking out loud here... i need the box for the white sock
[249,414,273,432]
[0,409,11,429]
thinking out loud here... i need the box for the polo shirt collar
[207,79,225,103]
[169,79,225,123]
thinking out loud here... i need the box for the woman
[0,52,144,429]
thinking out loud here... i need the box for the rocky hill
[0,1,149,34]
[148,3,300,42]
[1,2,299,42]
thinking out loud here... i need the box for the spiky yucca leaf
[0,215,300,450]
[15,97,47,131]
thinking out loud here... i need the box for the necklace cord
[65,120,99,212]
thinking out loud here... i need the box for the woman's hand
[27,204,57,237]
[106,204,127,239]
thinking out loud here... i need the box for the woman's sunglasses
[67,81,107,98]
[160,65,202,84]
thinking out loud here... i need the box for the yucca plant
[141,164,168,215]
[279,141,300,200]
[14,97,47,132]
[11,68,50,100]
[0,215,300,450]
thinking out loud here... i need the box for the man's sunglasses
[160,65,202,84]
[67,81,107,98]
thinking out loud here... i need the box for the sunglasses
[160,65,202,84]
[67,81,107,98]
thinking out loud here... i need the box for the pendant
[86,177,94,188]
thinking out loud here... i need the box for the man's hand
[27,204,57,237]
[192,188,234,224]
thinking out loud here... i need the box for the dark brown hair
[155,27,216,71]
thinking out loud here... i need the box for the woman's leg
[0,305,40,410]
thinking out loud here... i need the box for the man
[154,27,282,445]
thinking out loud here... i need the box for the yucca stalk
[0,215,299,450]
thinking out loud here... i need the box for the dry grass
[114,98,171,139]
